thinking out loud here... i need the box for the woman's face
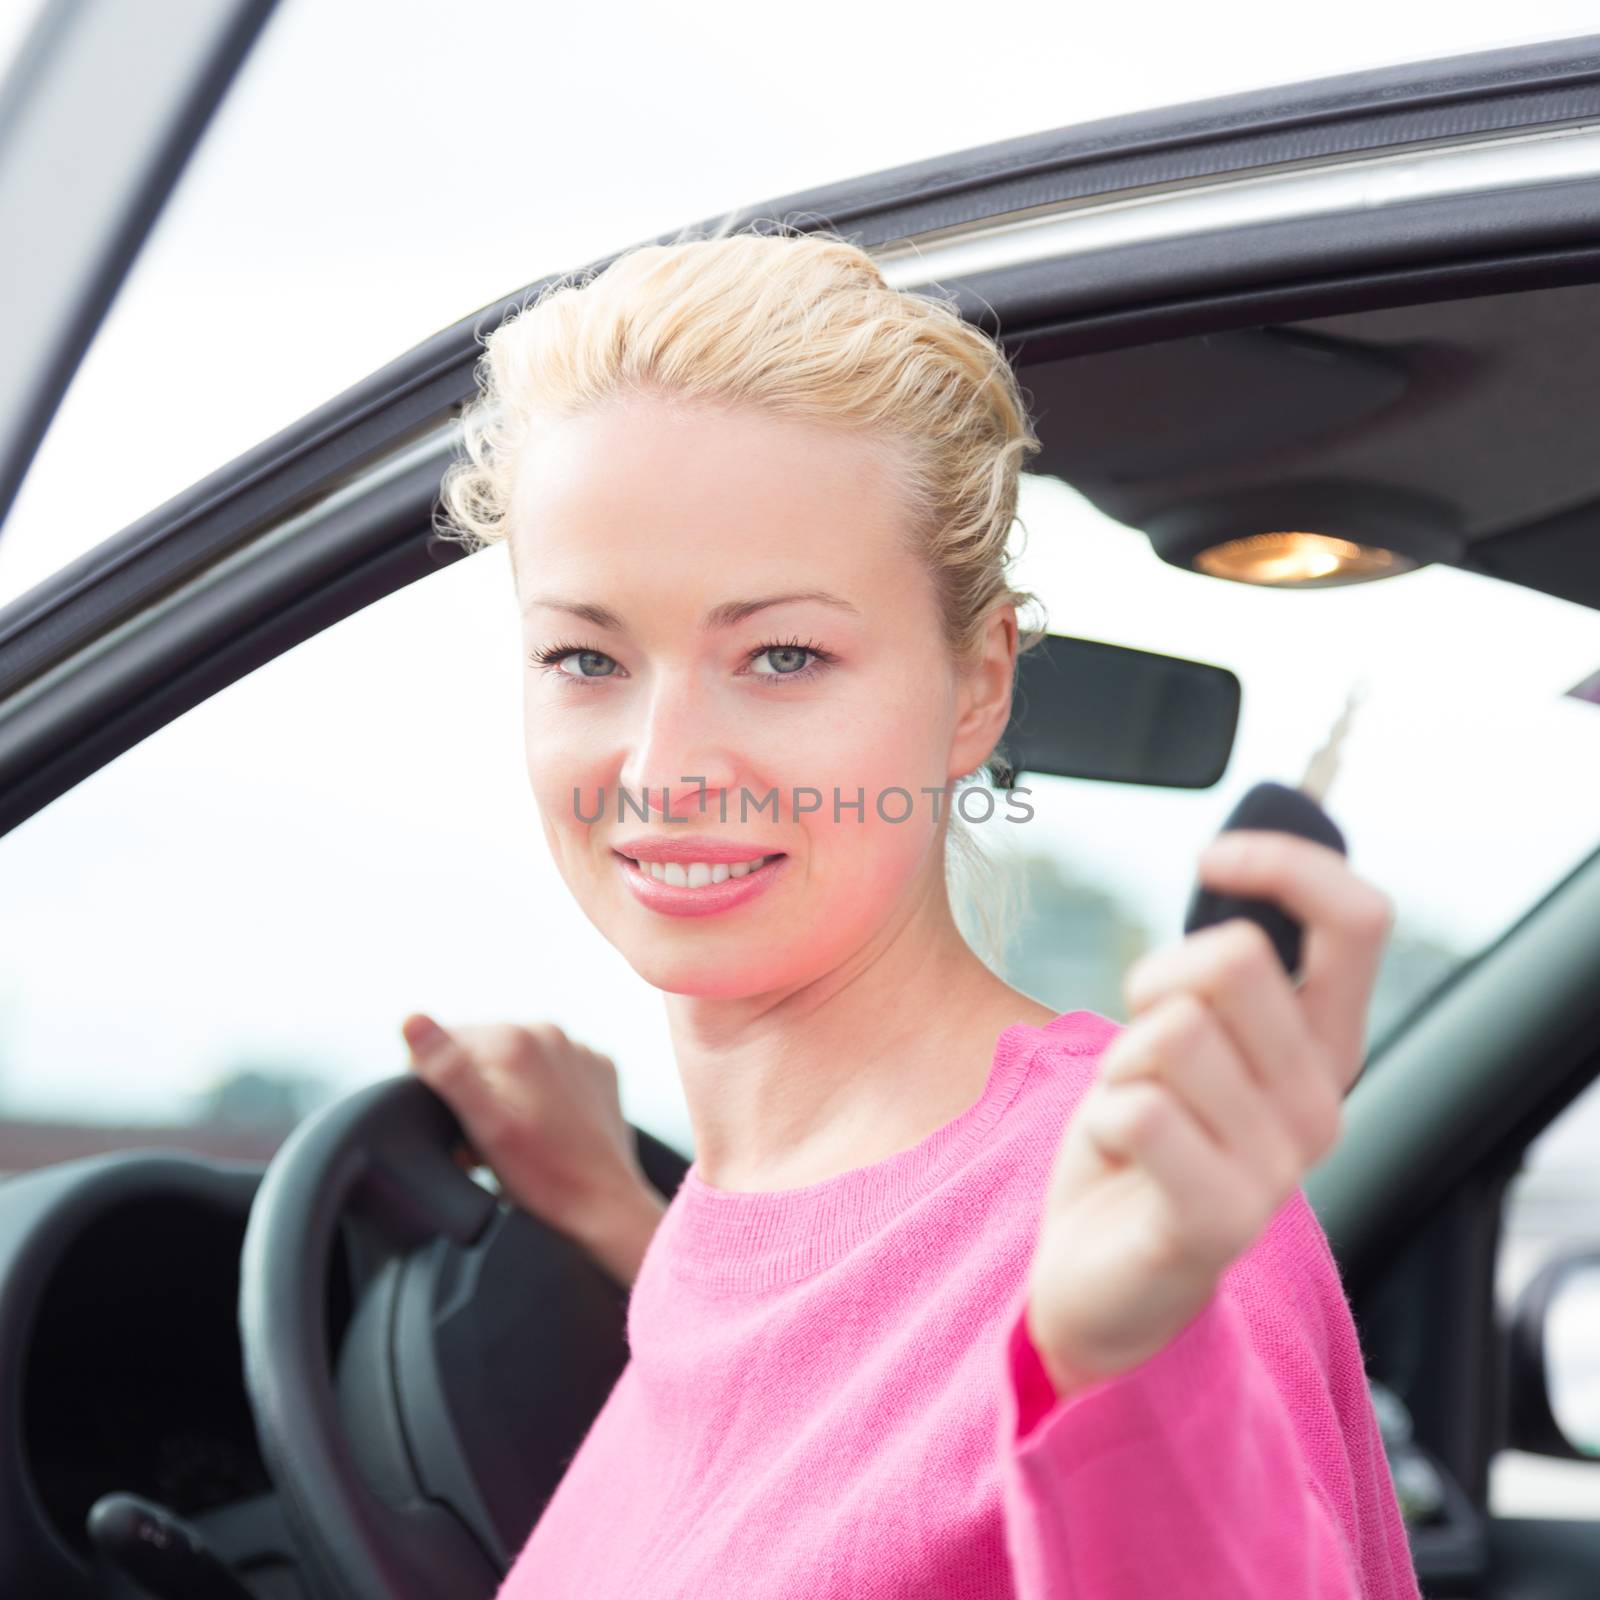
[509,390,1012,999]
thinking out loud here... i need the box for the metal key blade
[1300,678,1368,804]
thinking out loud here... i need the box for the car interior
[2,12,1600,1600]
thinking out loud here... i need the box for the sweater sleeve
[993,1190,1422,1599]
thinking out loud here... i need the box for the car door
[5,13,1600,1598]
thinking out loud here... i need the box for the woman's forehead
[512,426,919,574]
[517,394,907,505]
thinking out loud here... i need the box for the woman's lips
[613,850,787,918]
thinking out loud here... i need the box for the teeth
[634,855,771,886]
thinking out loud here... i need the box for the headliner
[1022,279,1600,610]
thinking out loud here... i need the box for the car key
[1181,682,1363,981]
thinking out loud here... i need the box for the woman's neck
[666,900,1055,1193]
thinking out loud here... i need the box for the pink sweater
[497,1008,1423,1597]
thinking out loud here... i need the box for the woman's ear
[948,606,1018,781]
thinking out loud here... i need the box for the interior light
[1193,531,1415,588]
[1142,480,1464,588]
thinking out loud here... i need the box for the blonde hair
[434,218,1050,969]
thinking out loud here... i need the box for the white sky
[1,2,1599,1144]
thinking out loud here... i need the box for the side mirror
[994,634,1240,790]
[1505,1246,1600,1459]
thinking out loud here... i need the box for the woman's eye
[750,645,817,677]
[533,646,618,680]
[531,640,831,685]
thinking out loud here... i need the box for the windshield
[995,481,1600,1064]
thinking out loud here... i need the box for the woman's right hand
[399,1013,667,1287]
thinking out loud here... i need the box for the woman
[399,225,1421,1597]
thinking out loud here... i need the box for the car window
[6,1,1600,607]
[0,542,693,1168]
[0,468,1595,1175]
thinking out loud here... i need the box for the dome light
[1143,481,1464,589]
[1194,531,1413,587]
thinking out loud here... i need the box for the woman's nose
[618,679,741,823]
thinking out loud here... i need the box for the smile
[623,853,777,886]
[613,850,787,918]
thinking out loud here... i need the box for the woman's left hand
[1024,829,1394,1400]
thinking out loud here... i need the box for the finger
[1195,831,1392,1067]
[1081,1080,1266,1274]
[1126,918,1306,1093]
[1123,919,1340,1152]
[1100,992,1308,1174]
[401,1013,446,1055]
[401,1014,495,1118]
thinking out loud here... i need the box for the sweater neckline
[662,1009,1116,1294]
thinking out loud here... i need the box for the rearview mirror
[994,633,1240,789]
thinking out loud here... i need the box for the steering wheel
[238,1073,687,1600]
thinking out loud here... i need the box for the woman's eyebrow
[521,595,623,627]
[702,590,862,629]
[522,590,861,629]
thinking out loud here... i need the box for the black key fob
[1182,780,1347,980]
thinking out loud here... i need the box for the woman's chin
[625,947,784,1000]
[611,916,823,998]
